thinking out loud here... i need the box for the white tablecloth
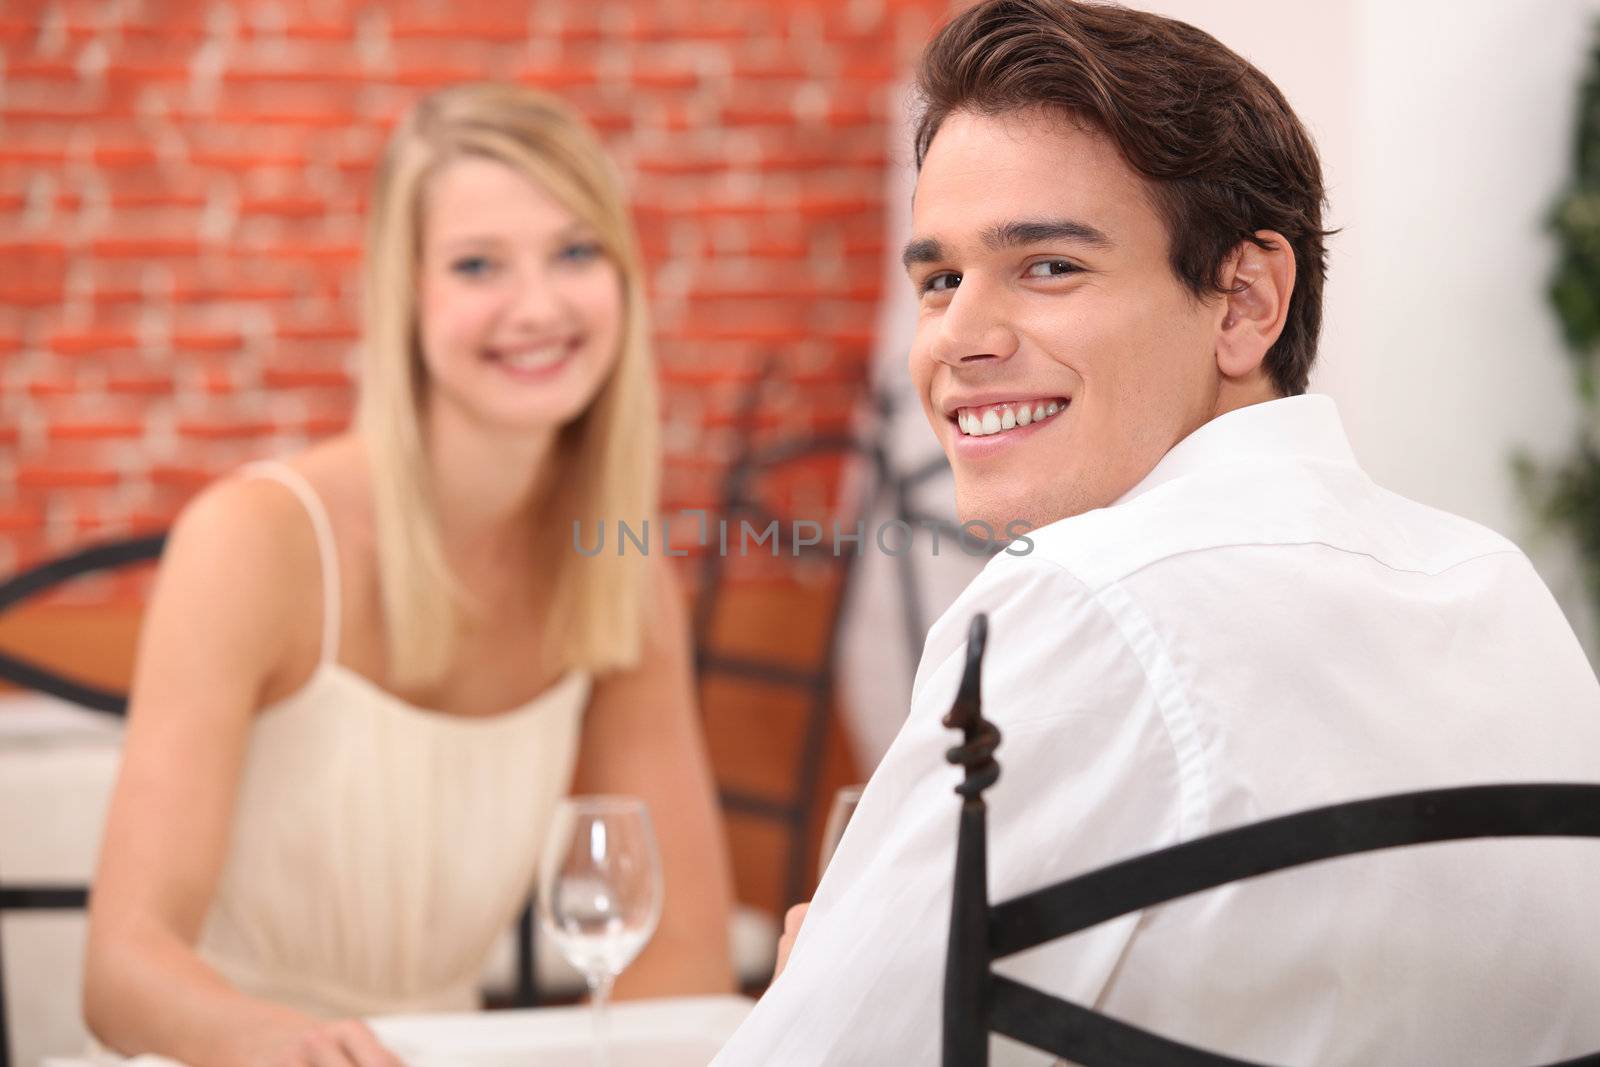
[41,995,754,1067]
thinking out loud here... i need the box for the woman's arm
[83,478,402,1067]
[569,554,736,997]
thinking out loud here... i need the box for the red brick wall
[0,0,948,589]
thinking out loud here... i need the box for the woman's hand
[241,1017,407,1067]
[773,902,808,982]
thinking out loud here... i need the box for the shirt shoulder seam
[977,556,1212,841]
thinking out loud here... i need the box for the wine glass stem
[587,972,616,1067]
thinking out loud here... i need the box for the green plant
[1517,20,1600,616]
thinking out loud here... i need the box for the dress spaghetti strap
[238,461,342,666]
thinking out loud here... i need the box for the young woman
[84,83,734,1067]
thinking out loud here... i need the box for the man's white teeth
[957,400,1064,437]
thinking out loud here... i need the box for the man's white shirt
[711,394,1600,1066]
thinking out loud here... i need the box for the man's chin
[955,487,1101,538]
[954,493,1036,540]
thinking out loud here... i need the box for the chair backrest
[690,364,883,911]
[0,534,166,714]
[693,367,1005,915]
[941,612,1600,1067]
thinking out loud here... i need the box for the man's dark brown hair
[914,0,1332,396]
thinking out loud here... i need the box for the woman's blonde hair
[359,82,657,688]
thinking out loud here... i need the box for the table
[376,995,753,1067]
[42,995,753,1067]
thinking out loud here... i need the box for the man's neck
[1209,368,1283,422]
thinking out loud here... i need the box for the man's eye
[451,256,496,278]
[921,272,961,294]
[1025,259,1080,278]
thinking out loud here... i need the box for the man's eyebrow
[983,218,1114,251]
[901,237,944,270]
[900,219,1115,271]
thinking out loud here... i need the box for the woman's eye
[558,241,603,265]
[1025,259,1080,279]
[451,256,496,278]
[921,272,961,294]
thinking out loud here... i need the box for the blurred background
[3,0,1599,1061]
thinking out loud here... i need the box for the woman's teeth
[495,343,571,370]
[956,399,1066,437]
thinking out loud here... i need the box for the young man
[713,1,1600,1064]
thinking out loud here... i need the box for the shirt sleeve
[710,555,1194,1067]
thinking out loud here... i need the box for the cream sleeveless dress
[193,462,591,1018]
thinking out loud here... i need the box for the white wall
[1140,0,1598,649]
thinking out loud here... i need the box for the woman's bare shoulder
[176,434,368,568]
[130,459,336,715]
[164,467,322,610]
[165,433,359,591]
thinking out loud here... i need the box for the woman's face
[416,155,625,435]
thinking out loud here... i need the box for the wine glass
[537,796,663,1067]
[817,783,865,881]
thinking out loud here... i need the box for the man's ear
[1215,230,1295,381]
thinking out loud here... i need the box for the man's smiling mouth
[952,397,1070,438]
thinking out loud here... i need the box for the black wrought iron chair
[692,364,1003,913]
[0,535,548,1067]
[691,376,880,910]
[941,613,1600,1067]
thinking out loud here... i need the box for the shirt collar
[1112,394,1361,506]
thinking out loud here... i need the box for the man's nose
[928,282,1019,366]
